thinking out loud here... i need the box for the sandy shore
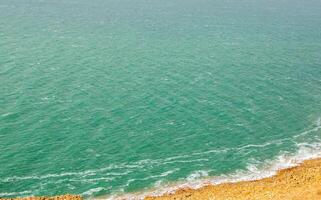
[146,158,321,200]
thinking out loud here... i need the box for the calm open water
[1,0,321,198]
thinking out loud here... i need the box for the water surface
[1,0,321,198]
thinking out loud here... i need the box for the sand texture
[145,158,321,200]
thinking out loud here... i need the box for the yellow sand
[145,158,321,200]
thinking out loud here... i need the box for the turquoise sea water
[1,0,321,198]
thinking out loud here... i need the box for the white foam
[1,112,12,117]
[0,191,32,197]
[3,119,321,199]
[99,141,321,200]
[1,166,135,183]
[82,187,109,196]
[186,170,209,181]
[202,143,319,191]
[294,118,321,139]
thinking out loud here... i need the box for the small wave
[3,119,321,199]
[99,141,321,200]
[0,191,32,198]
[1,165,135,183]
[162,158,209,165]
[123,169,180,188]
[1,112,13,117]
[68,177,115,184]
[101,169,181,199]
[208,142,321,185]
[294,118,321,139]
[82,187,110,196]
[186,170,209,181]
[1,138,291,184]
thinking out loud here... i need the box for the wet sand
[145,158,321,200]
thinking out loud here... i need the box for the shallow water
[1,0,321,198]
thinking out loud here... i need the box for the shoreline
[145,158,321,200]
[1,158,321,200]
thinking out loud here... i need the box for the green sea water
[1,0,321,198]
